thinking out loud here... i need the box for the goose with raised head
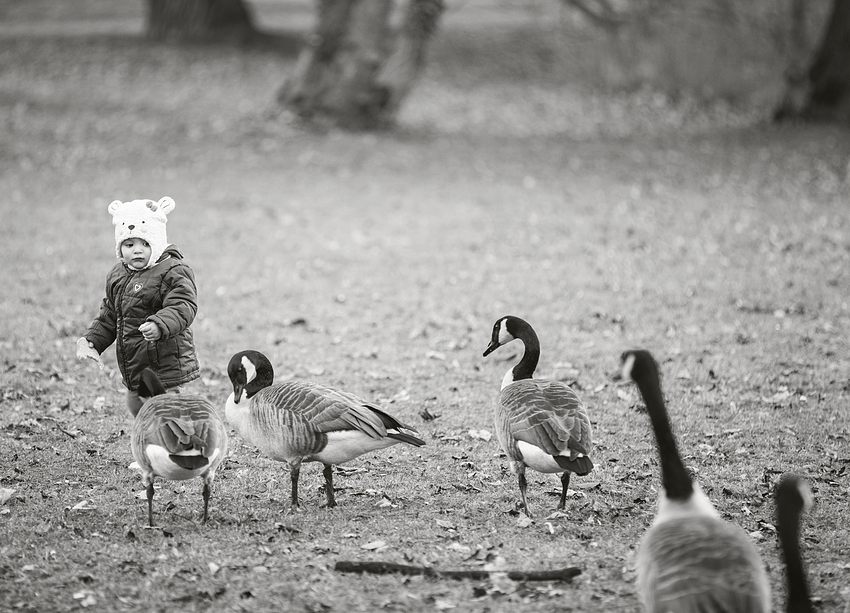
[776,474,814,613]
[131,368,228,527]
[620,349,770,613]
[483,316,593,517]
[225,350,426,509]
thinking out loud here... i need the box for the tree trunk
[147,0,255,43]
[775,0,850,124]
[278,0,444,130]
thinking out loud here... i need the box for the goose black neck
[634,364,693,501]
[512,321,540,381]
[777,498,812,613]
[245,353,275,398]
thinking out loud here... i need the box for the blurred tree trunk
[277,0,444,130]
[775,0,850,124]
[147,0,255,42]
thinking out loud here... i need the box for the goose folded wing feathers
[502,381,591,457]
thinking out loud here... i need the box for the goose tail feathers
[554,455,594,475]
[169,455,211,470]
[388,431,427,447]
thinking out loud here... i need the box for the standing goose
[775,474,814,613]
[225,350,426,509]
[621,349,770,613]
[131,368,228,527]
[482,316,593,517]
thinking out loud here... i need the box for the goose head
[227,350,274,404]
[483,315,520,357]
[620,349,659,383]
[483,316,541,388]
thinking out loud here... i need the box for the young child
[77,197,200,416]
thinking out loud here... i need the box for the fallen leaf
[516,514,533,528]
[762,390,794,403]
[435,519,456,530]
[361,540,387,550]
[208,562,220,575]
[0,488,16,505]
[72,500,95,511]
[468,429,492,442]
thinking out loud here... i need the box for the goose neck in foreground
[632,358,694,502]
[777,479,813,613]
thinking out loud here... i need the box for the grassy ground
[1,1,850,612]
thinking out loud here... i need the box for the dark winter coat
[84,244,200,391]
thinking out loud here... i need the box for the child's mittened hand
[139,322,162,341]
[76,337,104,370]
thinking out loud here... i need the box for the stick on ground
[334,561,581,582]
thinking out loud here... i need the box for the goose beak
[483,341,500,357]
[232,383,245,404]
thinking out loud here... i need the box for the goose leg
[323,464,336,508]
[289,461,301,509]
[146,480,155,527]
[516,463,532,518]
[558,471,571,510]
[202,480,211,523]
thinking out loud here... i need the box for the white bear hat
[108,197,175,268]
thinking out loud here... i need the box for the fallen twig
[334,561,581,582]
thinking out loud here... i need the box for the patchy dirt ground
[1,2,850,612]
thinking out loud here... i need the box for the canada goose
[131,368,228,527]
[621,349,770,613]
[776,474,814,613]
[225,350,426,509]
[482,316,593,517]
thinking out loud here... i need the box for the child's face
[120,238,152,270]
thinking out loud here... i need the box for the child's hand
[139,322,162,342]
[76,337,104,370]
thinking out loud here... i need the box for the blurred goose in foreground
[621,349,770,613]
[131,368,228,527]
[225,350,426,509]
[483,316,593,517]
[775,474,814,613]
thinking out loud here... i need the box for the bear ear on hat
[108,200,123,216]
[156,197,176,215]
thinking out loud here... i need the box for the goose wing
[500,379,592,458]
[256,381,397,440]
[637,516,771,613]
[132,395,228,472]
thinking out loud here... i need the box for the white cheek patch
[497,319,513,344]
[622,353,636,381]
[798,480,813,512]
[242,355,257,384]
